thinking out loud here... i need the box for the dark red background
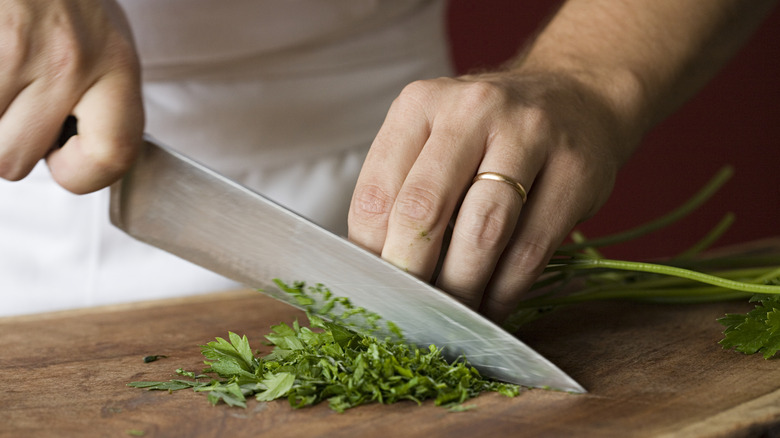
[446,1,780,260]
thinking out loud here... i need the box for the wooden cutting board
[2,283,779,437]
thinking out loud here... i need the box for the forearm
[511,0,777,144]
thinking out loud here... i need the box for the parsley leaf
[255,372,296,401]
[719,293,780,359]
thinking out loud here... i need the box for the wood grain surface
[2,285,780,438]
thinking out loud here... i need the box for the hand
[0,0,143,193]
[348,71,639,322]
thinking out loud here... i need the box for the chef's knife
[109,135,585,393]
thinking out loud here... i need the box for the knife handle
[56,115,79,148]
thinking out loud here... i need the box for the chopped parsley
[142,355,167,363]
[129,282,521,412]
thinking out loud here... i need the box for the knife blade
[109,136,585,393]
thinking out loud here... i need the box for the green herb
[272,280,393,337]
[129,282,520,412]
[557,166,735,253]
[719,289,780,359]
[143,355,167,363]
[505,166,780,359]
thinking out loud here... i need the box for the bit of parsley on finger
[129,282,521,412]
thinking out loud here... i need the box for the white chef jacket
[0,0,452,316]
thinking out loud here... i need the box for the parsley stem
[559,166,733,251]
[584,266,777,289]
[671,212,735,260]
[520,267,772,308]
[755,266,780,284]
[517,286,750,307]
[562,258,780,294]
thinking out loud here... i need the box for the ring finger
[435,135,546,309]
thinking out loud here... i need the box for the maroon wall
[446,1,780,259]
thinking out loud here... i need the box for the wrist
[513,55,652,149]
[501,55,650,165]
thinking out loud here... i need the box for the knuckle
[391,80,437,113]
[44,11,92,78]
[507,229,555,278]
[507,103,556,147]
[447,289,482,310]
[0,159,33,182]
[465,80,503,101]
[44,19,139,83]
[455,206,511,253]
[0,23,29,75]
[50,52,82,80]
[397,79,436,100]
[104,33,141,74]
[349,183,394,226]
[520,105,554,134]
[482,292,518,312]
[459,81,506,111]
[393,185,443,231]
[393,77,456,109]
[86,141,138,177]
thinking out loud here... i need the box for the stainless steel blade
[109,137,585,393]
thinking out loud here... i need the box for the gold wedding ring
[472,172,528,204]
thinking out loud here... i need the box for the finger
[480,162,595,322]
[435,135,545,309]
[379,118,485,280]
[0,63,26,117]
[348,84,432,254]
[47,67,144,194]
[0,80,72,180]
